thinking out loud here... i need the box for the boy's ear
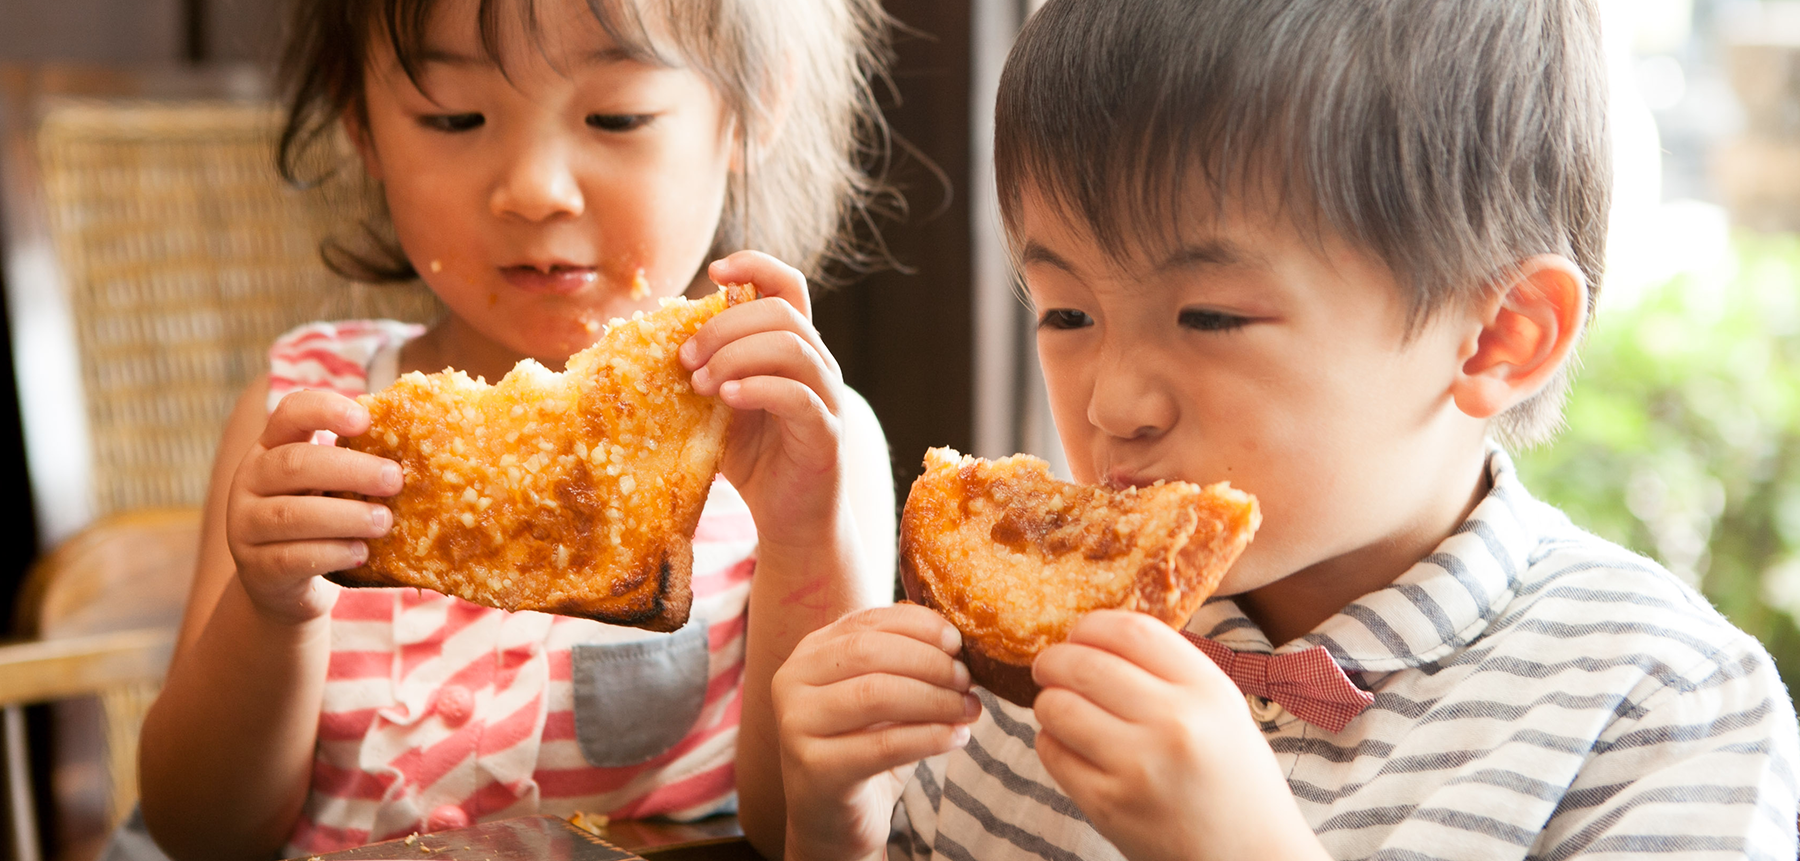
[342,108,383,181]
[1451,254,1588,419]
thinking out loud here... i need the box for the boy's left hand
[1032,610,1332,861]
[681,251,849,552]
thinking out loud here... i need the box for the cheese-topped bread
[333,284,755,631]
[899,447,1260,706]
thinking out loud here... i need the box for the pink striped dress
[266,321,757,855]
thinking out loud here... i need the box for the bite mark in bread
[899,447,1260,706]
[332,285,756,631]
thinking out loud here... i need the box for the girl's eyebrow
[415,46,635,68]
[1018,240,1075,272]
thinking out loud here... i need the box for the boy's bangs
[996,1,1327,275]
[995,0,1611,335]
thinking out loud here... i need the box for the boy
[762,1,1800,859]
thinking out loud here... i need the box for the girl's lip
[501,265,599,295]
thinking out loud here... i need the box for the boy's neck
[1234,454,1493,649]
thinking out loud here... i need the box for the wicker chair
[0,64,437,861]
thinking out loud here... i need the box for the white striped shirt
[891,449,1800,860]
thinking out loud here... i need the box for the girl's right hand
[773,604,982,861]
[225,390,402,626]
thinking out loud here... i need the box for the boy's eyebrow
[1159,240,1253,271]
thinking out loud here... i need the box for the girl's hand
[225,390,402,626]
[774,604,982,861]
[682,251,847,553]
[1031,611,1331,861]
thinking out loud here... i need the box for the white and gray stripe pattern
[890,449,1800,860]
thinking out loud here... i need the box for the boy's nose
[490,140,585,222]
[1085,350,1177,441]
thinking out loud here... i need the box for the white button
[1247,695,1285,723]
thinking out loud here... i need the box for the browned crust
[327,285,754,629]
[899,448,1259,708]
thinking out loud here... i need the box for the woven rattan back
[34,99,438,520]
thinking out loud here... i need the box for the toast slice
[899,447,1259,706]
[332,285,755,631]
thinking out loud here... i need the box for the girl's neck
[399,314,556,384]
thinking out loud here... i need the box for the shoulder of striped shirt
[1502,516,1784,694]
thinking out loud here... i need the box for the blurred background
[1515,0,1800,698]
[1,0,1800,859]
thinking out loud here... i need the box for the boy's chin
[1206,555,1287,599]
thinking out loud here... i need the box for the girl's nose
[1085,346,1177,441]
[490,138,585,222]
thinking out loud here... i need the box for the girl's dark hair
[277,0,897,285]
[995,0,1612,446]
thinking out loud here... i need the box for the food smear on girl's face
[356,0,736,380]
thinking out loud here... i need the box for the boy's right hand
[773,603,983,861]
[225,390,402,626]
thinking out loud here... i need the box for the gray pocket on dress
[571,617,709,767]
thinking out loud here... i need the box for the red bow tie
[1183,632,1374,733]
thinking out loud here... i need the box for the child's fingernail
[371,506,392,533]
[951,659,970,690]
[679,339,697,366]
[691,367,711,390]
[351,542,369,566]
[941,626,963,655]
[380,462,402,490]
[950,724,971,748]
[963,692,981,719]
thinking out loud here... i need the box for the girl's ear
[730,60,799,172]
[343,108,383,181]
[1450,254,1588,419]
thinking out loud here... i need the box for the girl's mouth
[501,264,599,295]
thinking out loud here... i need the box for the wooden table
[292,814,763,861]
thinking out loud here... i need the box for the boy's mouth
[502,264,599,295]
[1104,468,1166,489]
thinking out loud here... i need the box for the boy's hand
[225,390,402,626]
[773,604,982,861]
[683,251,847,554]
[1032,611,1331,861]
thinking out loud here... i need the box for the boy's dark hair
[276,0,896,286]
[994,0,1611,446]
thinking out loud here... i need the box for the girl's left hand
[680,250,848,552]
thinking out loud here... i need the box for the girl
[135,0,896,858]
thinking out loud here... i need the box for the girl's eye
[1179,308,1249,332]
[587,114,653,132]
[1038,309,1092,330]
[420,113,484,133]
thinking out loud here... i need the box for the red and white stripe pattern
[266,322,758,855]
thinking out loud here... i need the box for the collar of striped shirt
[1188,446,1541,675]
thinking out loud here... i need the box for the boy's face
[1017,187,1491,598]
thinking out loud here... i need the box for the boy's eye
[419,113,485,133]
[1179,308,1249,332]
[1038,309,1092,330]
[587,114,653,132]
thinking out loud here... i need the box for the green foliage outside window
[1516,231,1800,692]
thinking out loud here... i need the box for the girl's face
[354,0,735,370]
